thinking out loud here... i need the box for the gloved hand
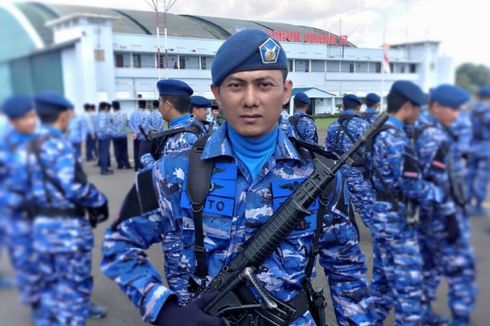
[87,202,109,228]
[444,214,460,244]
[156,293,225,326]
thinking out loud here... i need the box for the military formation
[0,28,488,326]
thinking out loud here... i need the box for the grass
[314,117,337,131]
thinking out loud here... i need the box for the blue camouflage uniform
[467,87,490,212]
[210,114,221,132]
[20,93,108,326]
[368,81,443,325]
[0,95,40,302]
[110,107,131,169]
[362,93,381,124]
[291,93,318,144]
[325,94,375,228]
[413,86,476,325]
[101,28,374,326]
[102,123,374,326]
[96,106,112,172]
[67,114,88,159]
[129,106,149,170]
[148,109,164,132]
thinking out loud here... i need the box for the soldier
[82,104,96,161]
[101,28,374,326]
[149,100,165,132]
[139,79,204,169]
[289,92,318,143]
[467,87,490,216]
[67,111,88,160]
[0,95,39,302]
[97,102,113,175]
[15,92,109,326]
[129,100,148,171]
[110,101,132,169]
[367,81,443,325]
[413,85,476,326]
[88,104,99,161]
[209,106,222,132]
[190,95,212,133]
[325,94,375,228]
[362,92,381,123]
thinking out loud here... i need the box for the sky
[20,0,490,67]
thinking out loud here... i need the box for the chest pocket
[181,162,237,218]
[271,178,318,238]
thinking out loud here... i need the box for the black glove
[156,293,225,326]
[87,202,109,228]
[444,214,460,244]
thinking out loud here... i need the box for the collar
[42,124,64,136]
[170,114,191,128]
[201,122,303,163]
[340,109,358,117]
[387,116,405,130]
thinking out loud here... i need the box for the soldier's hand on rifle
[156,293,225,326]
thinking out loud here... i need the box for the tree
[456,63,490,95]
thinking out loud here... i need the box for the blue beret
[212,29,288,85]
[157,79,193,97]
[365,93,381,105]
[342,94,362,108]
[191,95,210,108]
[294,93,310,105]
[389,80,427,106]
[34,92,73,113]
[430,84,469,109]
[1,95,33,119]
[479,86,490,97]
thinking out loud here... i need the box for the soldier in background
[110,101,132,169]
[362,92,381,123]
[129,100,148,171]
[97,102,113,175]
[190,95,212,134]
[289,92,318,143]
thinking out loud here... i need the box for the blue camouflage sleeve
[101,159,183,322]
[415,127,455,215]
[53,139,107,207]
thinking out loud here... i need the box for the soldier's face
[401,102,420,125]
[212,70,292,137]
[192,107,208,122]
[10,111,37,134]
[431,102,459,127]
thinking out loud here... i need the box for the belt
[36,207,85,218]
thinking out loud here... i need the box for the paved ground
[1,142,489,325]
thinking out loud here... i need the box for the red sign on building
[267,30,349,45]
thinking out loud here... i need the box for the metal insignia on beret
[259,38,280,64]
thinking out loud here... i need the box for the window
[132,54,141,68]
[140,54,155,68]
[389,63,394,73]
[295,60,309,72]
[409,63,417,73]
[356,62,368,73]
[167,54,178,69]
[179,55,199,70]
[375,62,381,73]
[201,56,214,70]
[400,65,406,73]
[341,61,354,73]
[311,60,325,72]
[115,54,124,68]
[288,59,294,72]
[326,61,340,72]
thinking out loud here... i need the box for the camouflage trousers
[369,202,424,326]
[6,216,41,304]
[33,249,93,326]
[418,211,477,320]
[466,156,490,205]
[341,167,375,228]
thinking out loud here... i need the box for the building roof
[12,2,355,47]
[292,87,337,98]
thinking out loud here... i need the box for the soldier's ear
[282,80,293,106]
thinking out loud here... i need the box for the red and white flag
[382,43,390,73]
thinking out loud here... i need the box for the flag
[382,43,390,73]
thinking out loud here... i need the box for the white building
[0,2,455,114]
